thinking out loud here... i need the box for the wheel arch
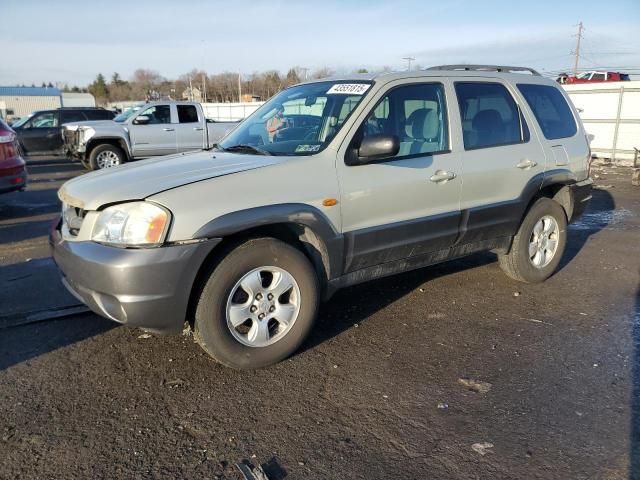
[185,204,344,328]
[86,137,131,162]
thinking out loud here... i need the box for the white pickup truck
[62,101,238,170]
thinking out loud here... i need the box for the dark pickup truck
[11,108,115,156]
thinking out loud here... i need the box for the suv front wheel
[498,197,567,283]
[194,237,319,369]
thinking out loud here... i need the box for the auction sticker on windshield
[327,84,371,95]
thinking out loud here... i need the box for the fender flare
[193,203,345,281]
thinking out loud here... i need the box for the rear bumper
[50,221,221,333]
[568,177,593,222]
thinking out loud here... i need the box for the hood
[58,150,285,210]
[62,120,118,129]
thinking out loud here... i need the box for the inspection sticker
[295,144,322,153]
[327,83,371,95]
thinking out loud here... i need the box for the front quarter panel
[148,152,341,242]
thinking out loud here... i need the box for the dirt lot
[0,158,639,479]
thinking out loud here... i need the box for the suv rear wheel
[498,197,567,283]
[194,238,319,369]
[88,144,125,170]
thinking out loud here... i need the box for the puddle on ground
[570,208,634,231]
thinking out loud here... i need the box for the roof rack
[426,65,541,76]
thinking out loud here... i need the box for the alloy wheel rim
[225,266,301,348]
[96,150,120,169]
[528,215,560,268]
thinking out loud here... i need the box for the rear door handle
[429,170,456,183]
[163,128,175,132]
[516,159,537,169]
[193,127,204,131]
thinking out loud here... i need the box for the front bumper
[50,221,221,333]
[568,177,593,222]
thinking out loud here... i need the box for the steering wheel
[302,126,319,141]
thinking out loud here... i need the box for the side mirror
[347,134,399,166]
[133,115,150,125]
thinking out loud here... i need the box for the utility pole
[238,73,242,102]
[402,56,415,71]
[202,73,207,103]
[573,21,584,76]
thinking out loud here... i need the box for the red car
[557,71,630,84]
[0,118,27,194]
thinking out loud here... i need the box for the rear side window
[85,110,114,120]
[517,84,577,140]
[455,82,529,150]
[61,111,88,123]
[177,105,199,123]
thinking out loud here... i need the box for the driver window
[27,112,59,129]
[360,83,449,158]
[139,105,171,124]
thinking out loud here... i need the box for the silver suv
[51,65,592,369]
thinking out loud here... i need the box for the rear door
[129,104,176,157]
[174,104,205,152]
[453,79,546,243]
[18,111,62,154]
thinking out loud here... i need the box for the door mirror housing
[133,115,150,125]
[347,134,400,166]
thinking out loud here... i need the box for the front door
[337,80,462,273]
[129,104,176,157]
[18,111,62,154]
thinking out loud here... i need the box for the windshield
[114,106,142,123]
[219,81,372,156]
[10,114,33,128]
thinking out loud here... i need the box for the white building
[0,86,62,120]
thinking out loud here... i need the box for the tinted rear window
[517,84,577,140]
[61,111,88,123]
[85,110,114,120]
[177,105,199,123]
[454,82,529,150]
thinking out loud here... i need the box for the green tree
[88,73,109,102]
[111,72,124,86]
[356,68,368,73]
[285,68,300,86]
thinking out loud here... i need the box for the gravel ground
[0,158,638,479]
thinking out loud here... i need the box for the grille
[62,203,86,236]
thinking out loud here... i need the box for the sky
[1,0,639,86]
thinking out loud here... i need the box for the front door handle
[163,127,175,132]
[429,170,456,183]
[516,159,537,169]
[193,127,204,131]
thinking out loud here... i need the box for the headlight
[92,202,170,247]
[81,127,96,144]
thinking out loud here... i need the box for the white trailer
[563,81,640,165]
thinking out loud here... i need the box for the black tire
[88,144,125,170]
[194,238,319,369]
[498,197,567,283]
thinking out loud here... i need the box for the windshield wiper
[221,144,272,156]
